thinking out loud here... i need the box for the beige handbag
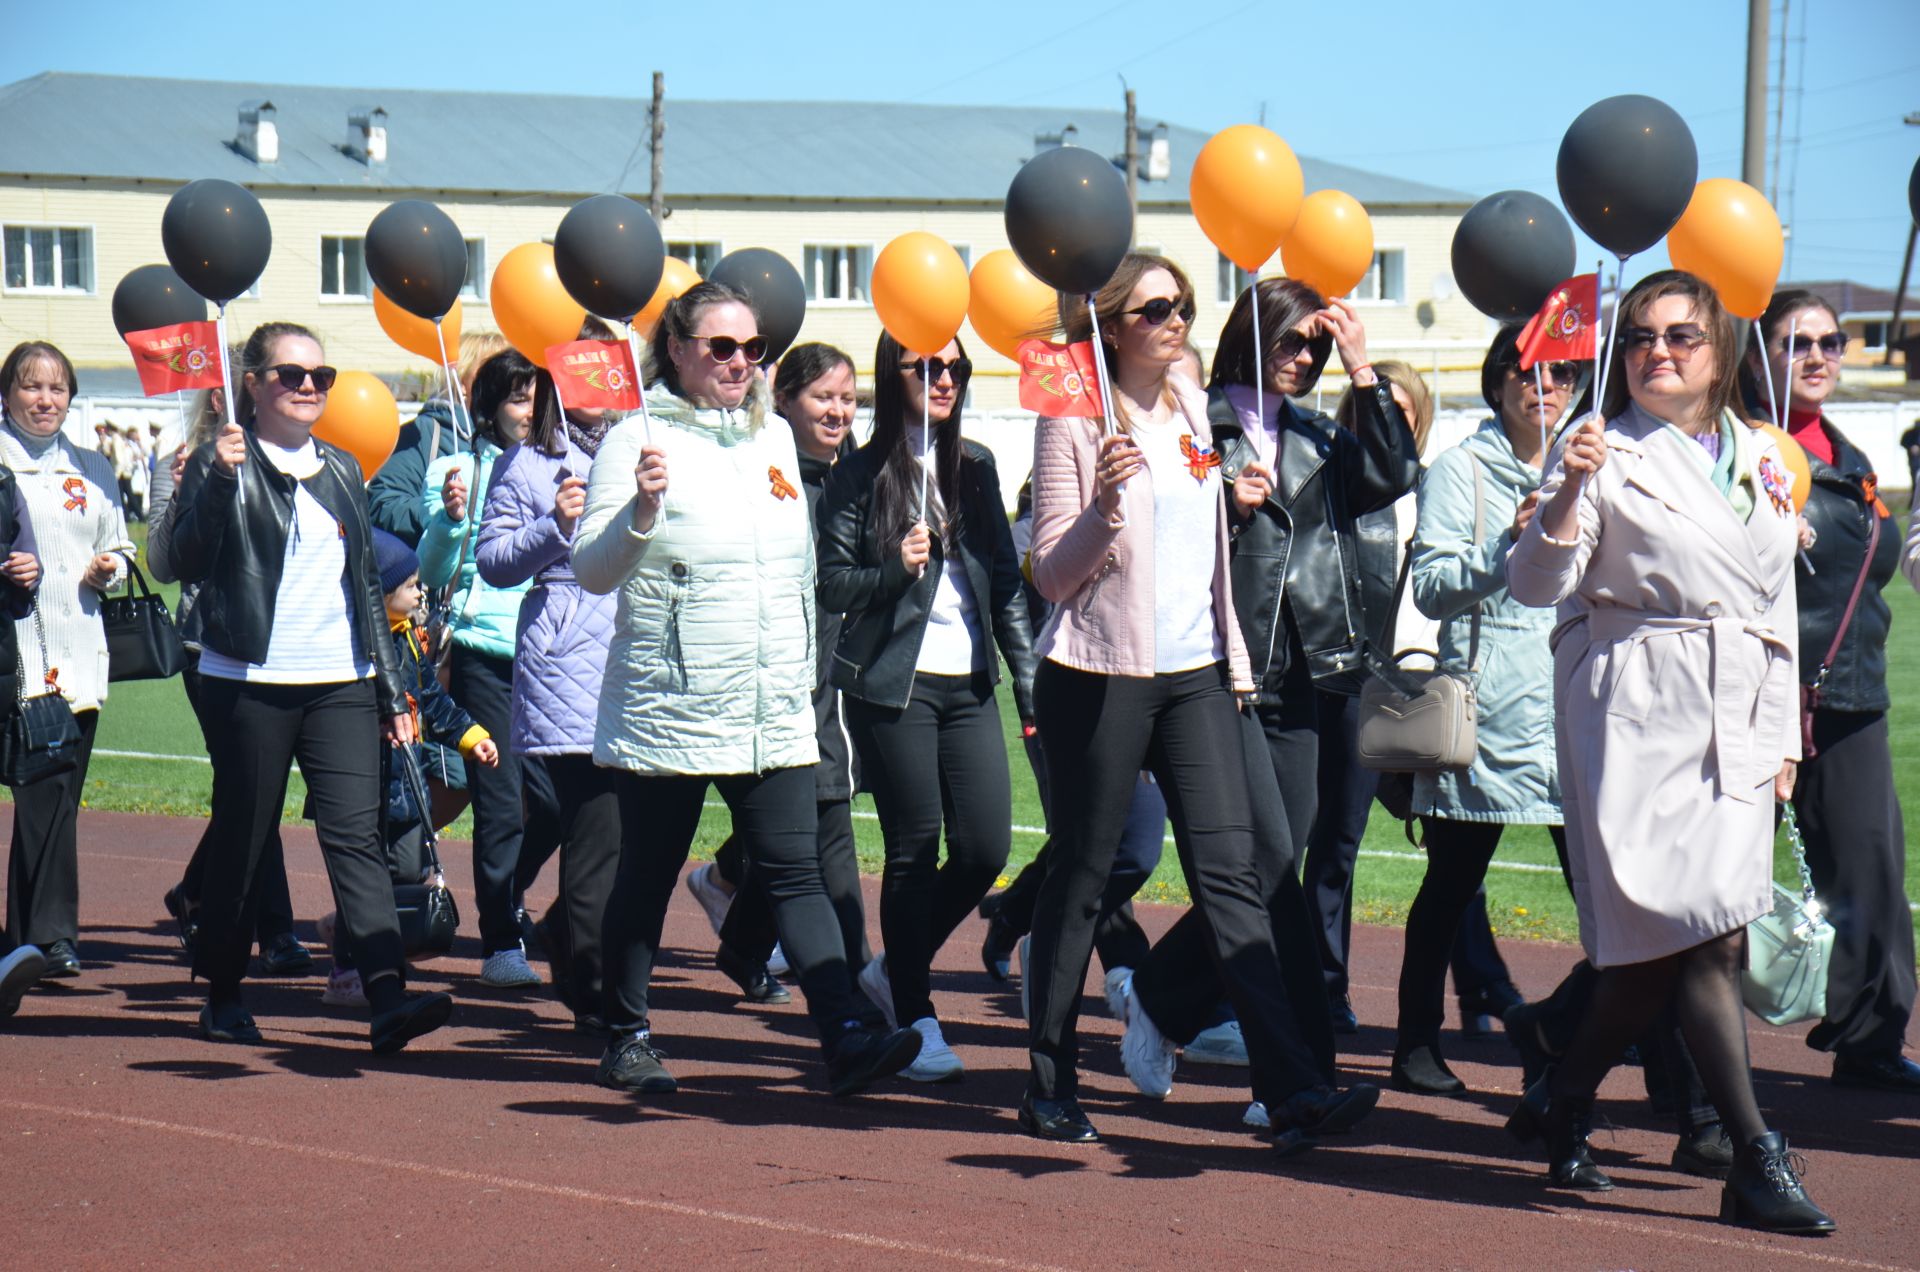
[1356,460,1483,775]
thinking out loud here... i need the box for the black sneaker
[716,943,792,1005]
[827,1026,922,1098]
[598,1034,677,1094]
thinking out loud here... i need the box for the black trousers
[1131,703,1339,1088]
[177,660,294,946]
[718,794,872,973]
[191,679,404,989]
[1395,819,1556,1046]
[450,645,548,955]
[6,708,99,948]
[1798,709,1915,1060]
[603,764,871,1044]
[523,754,622,1019]
[512,750,564,911]
[845,673,1012,1024]
[1299,689,1375,1002]
[1026,661,1324,1108]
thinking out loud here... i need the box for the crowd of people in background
[2,264,1918,1237]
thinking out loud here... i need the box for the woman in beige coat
[1505,272,1831,1233]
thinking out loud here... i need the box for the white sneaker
[322,967,367,1007]
[1120,983,1177,1099]
[684,863,734,937]
[1183,1019,1250,1066]
[766,943,789,978]
[903,1016,964,1082]
[1102,966,1134,1020]
[1243,1100,1270,1129]
[1017,936,1032,1024]
[480,945,543,988]
[858,955,896,1030]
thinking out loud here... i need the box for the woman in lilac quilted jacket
[475,368,622,1034]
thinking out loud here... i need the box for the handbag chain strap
[1780,801,1817,906]
[15,598,53,705]
[1371,457,1487,689]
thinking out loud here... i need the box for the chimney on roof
[1034,124,1079,156]
[235,100,278,164]
[346,106,388,166]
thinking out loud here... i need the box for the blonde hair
[1337,359,1433,454]
[457,331,510,396]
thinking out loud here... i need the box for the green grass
[34,524,1920,954]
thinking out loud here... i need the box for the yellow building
[0,72,1489,410]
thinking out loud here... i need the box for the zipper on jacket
[666,562,689,690]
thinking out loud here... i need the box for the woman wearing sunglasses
[1507,271,1832,1232]
[814,331,1035,1082]
[1020,253,1376,1149]
[574,282,922,1099]
[1740,291,1915,1096]
[166,322,452,1052]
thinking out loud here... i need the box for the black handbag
[391,746,459,958]
[0,605,85,787]
[101,556,188,682]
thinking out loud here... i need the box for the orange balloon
[1755,422,1813,510]
[374,288,462,363]
[967,250,1057,360]
[632,256,702,339]
[1191,124,1304,273]
[490,243,587,364]
[1281,190,1375,300]
[872,232,970,357]
[313,370,401,479]
[1666,178,1783,320]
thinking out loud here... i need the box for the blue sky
[8,0,1916,291]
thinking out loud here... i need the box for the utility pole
[1743,0,1768,190]
[1884,111,1919,365]
[649,71,666,223]
[1122,80,1138,244]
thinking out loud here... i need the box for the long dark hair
[469,349,538,447]
[1208,278,1327,394]
[236,321,319,426]
[1600,270,1740,424]
[869,330,975,554]
[648,280,758,399]
[1736,287,1840,418]
[529,316,617,457]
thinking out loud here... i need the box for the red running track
[3,810,1916,1269]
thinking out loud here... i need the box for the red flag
[1516,274,1599,370]
[125,321,224,396]
[1016,338,1104,418]
[546,339,641,412]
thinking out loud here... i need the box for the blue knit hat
[373,528,419,595]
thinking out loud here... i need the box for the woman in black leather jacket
[1740,289,1916,1093]
[167,321,452,1053]
[816,330,1036,1083]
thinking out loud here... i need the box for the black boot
[1506,1077,1611,1191]
[1720,1132,1835,1235]
[1391,1041,1465,1095]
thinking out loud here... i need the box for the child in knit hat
[322,529,498,1006]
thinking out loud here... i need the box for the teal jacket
[1409,419,1560,825]
[419,439,528,661]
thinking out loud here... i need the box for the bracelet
[1348,363,1375,382]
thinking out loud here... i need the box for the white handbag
[1741,802,1835,1028]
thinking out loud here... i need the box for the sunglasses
[1124,296,1196,327]
[1621,325,1710,357]
[900,356,973,384]
[1272,329,1335,365]
[1509,360,1580,387]
[690,334,769,364]
[1783,331,1848,361]
[264,363,338,392]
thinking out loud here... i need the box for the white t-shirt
[199,438,374,685]
[1131,408,1226,674]
[911,437,985,675]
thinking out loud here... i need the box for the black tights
[1549,929,1766,1144]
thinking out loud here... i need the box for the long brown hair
[868,330,977,554]
[1600,270,1739,425]
[1737,287,1841,418]
[1058,251,1193,430]
[1208,278,1329,394]
[1339,359,1432,453]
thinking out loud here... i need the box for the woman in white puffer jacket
[573,280,921,1101]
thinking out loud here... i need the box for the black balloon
[161,178,272,304]
[365,200,467,320]
[1451,191,1577,320]
[709,248,807,362]
[111,264,208,336]
[553,195,666,321]
[1909,153,1919,227]
[1005,146,1133,296]
[1556,95,1697,257]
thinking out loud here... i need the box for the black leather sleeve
[165,444,238,585]
[1339,381,1421,517]
[816,451,916,615]
[975,457,1037,720]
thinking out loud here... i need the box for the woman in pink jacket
[1017,253,1376,1151]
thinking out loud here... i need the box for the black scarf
[564,414,613,458]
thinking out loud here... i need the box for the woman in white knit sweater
[0,341,132,980]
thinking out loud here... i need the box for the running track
[4,811,1916,1269]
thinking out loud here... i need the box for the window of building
[1217,252,1258,304]
[1351,249,1406,304]
[460,238,486,300]
[668,241,724,277]
[1862,322,1886,352]
[952,243,972,271]
[2,225,94,293]
[804,244,873,304]
[320,235,372,299]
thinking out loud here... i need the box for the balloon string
[1779,315,1797,433]
[624,322,667,535]
[433,320,467,446]
[215,303,244,508]
[1084,295,1127,515]
[919,354,931,525]
[1580,255,1629,498]
[1754,321,1781,434]
[1534,361,1548,480]
[1249,278,1265,467]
